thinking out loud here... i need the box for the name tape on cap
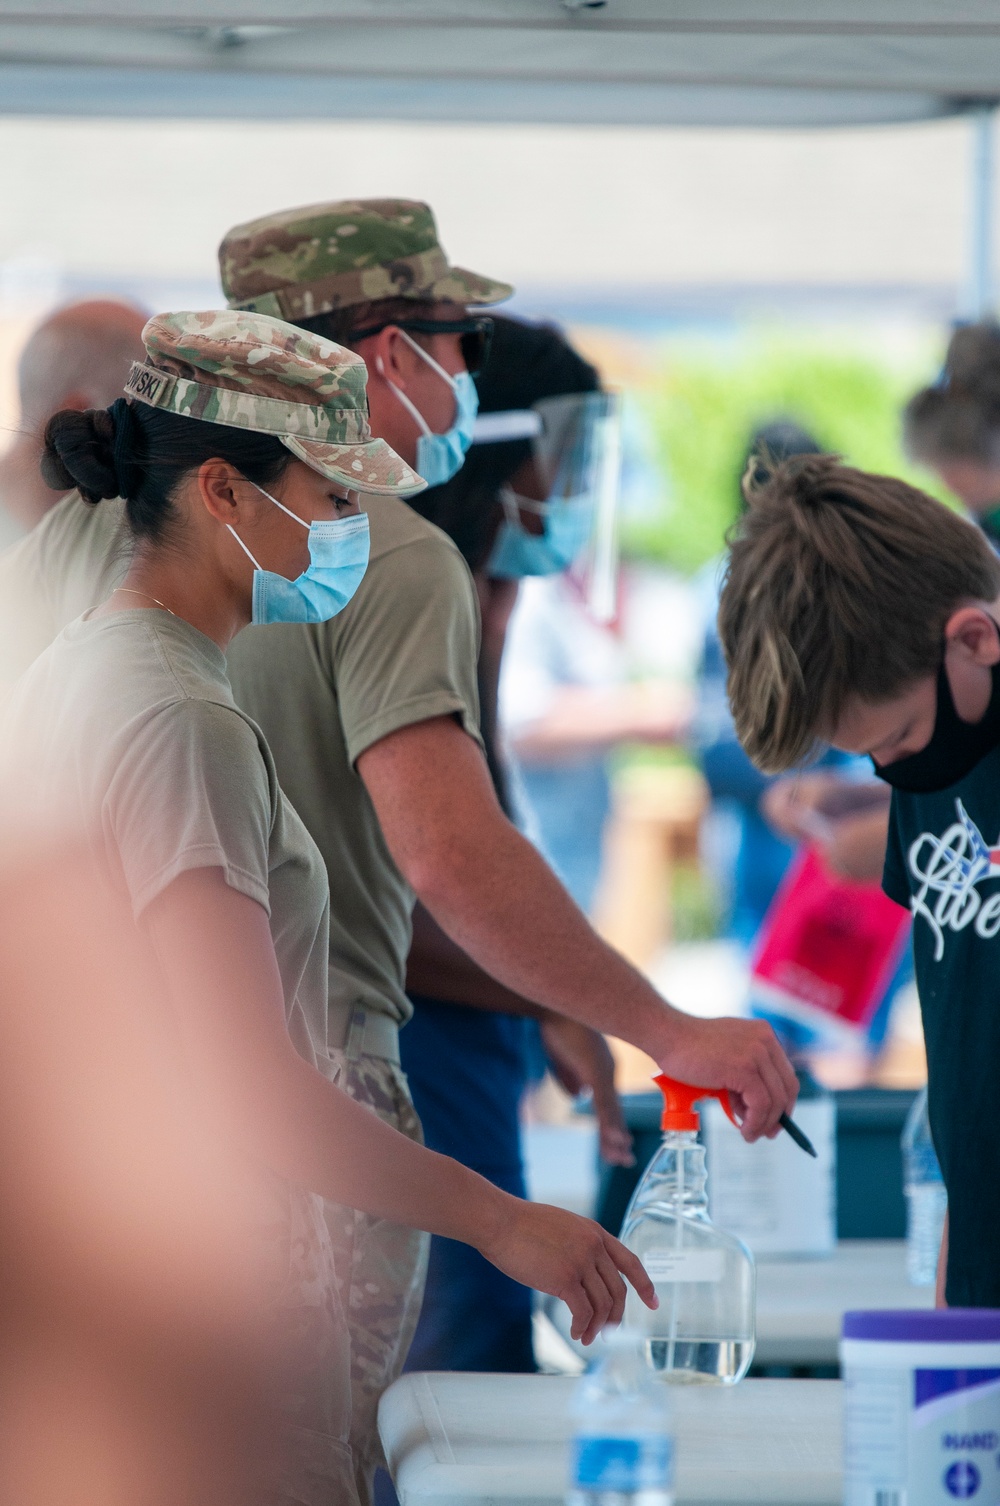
[125,362,174,407]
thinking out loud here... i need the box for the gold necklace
[113,586,177,617]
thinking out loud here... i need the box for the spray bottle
[620,1075,755,1385]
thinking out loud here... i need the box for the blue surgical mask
[379,330,478,488]
[228,484,370,625]
[488,486,593,578]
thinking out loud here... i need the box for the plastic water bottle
[567,1328,674,1506]
[620,1076,755,1385]
[901,1088,947,1287]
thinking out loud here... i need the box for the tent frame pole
[966,103,998,320]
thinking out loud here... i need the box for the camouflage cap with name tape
[123,309,424,496]
[219,198,513,322]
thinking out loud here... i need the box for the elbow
[405,843,475,912]
[402,822,502,913]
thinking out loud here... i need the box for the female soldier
[1,310,654,1505]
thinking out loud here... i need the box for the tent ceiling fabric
[0,2,999,126]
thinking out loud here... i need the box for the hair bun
[41,407,120,504]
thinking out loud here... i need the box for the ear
[944,604,1000,666]
[362,325,419,391]
[195,460,258,528]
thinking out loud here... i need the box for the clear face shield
[476,390,623,619]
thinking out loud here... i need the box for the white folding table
[753,1239,932,1366]
[379,1372,842,1506]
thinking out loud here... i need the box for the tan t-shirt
[0,489,483,1033]
[1,608,332,1073]
[227,493,483,1031]
[0,490,129,692]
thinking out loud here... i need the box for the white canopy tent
[0,2,997,308]
[0,3,998,129]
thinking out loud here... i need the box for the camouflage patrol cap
[219,198,513,323]
[123,309,424,496]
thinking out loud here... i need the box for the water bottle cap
[653,1073,738,1132]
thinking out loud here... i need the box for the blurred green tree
[624,332,949,574]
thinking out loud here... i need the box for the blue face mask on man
[379,330,478,488]
[487,486,594,579]
[228,483,371,625]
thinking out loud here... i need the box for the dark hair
[297,297,443,350]
[905,321,1000,466]
[410,314,600,572]
[742,418,823,496]
[41,399,291,543]
[719,454,1000,773]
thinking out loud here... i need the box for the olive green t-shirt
[227,494,483,1032]
[1,608,332,1073]
[0,489,483,1033]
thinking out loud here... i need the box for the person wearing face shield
[398,316,637,1381]
[0,204,798,1503]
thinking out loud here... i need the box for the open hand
[476,1196,656,1345]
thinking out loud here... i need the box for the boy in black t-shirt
[718,454,1000,1306]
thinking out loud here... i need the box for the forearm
[416,815,679,1058]
[143,870,510,1249]
[406,901,545,1015]
[361,717,798,1137]
[234,1035,509,1246]
[510,683,691,762]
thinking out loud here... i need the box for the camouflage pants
[326,1051,429,1506]
[262,1180,358,1506]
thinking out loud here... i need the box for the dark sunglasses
[349,315,494,376]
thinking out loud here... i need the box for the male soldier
[0,200,797,1504]
[0,299,147,544]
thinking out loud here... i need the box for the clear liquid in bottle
[620,1077,755,1386]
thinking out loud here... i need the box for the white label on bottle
[644,1249,724,1283]
[703,1097,836,1256]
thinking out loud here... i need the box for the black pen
[780,1111,817,1158]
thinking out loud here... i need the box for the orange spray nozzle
[653,1074,739,1133]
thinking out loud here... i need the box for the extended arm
[358,716,798,1138]
[510,680,692,762]
[143,869,655,1342]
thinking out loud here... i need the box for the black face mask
[873,655,1000,793]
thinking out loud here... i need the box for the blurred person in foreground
[0,839,274,1506]
[718,454,1000,1306]
[399,315,643,1379]
[905,320,1000,545]
[0,298,147,545]
[0,309,658,1504]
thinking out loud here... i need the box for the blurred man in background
[904,320,1000,544]
[0,298,147,544]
